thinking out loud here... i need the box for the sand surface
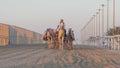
[0,45,120,68]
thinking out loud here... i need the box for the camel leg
[56,40,59,49]
[61,37,65,50]
[51,39,53,49]
[54,40,58,49]
[68,40,70,50]
[58,37,62,50]
[51,39,55,49]
[46,38,49,48]
[64,41,67,49]
[68,40,73,50]
[69,40,73,50]
[59,40,63,50]
[47,40,51,49]
[48,38,53,49]
[46,41,49,48]
[53,39,56,49]
[52,39,56,49]
[61,41,63,50]
[48,40,51,49]
[52,39,55,49]
[58,38,61,49]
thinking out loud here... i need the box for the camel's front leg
[68,40,73,50]
[58,37,62,50]
[47,39,51,49]
[61,37,64,50]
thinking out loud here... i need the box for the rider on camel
[56,19,67,37]
[56,19,65,31]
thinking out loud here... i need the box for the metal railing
[104,35,120,50]
[85,35,120,50]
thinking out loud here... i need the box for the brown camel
[43,28,56,49]
[58,28,65,50]
[67,28,75,50]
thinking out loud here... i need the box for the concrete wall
[0,23,9,46]
[9,25,42,45]
[0,23,42,46]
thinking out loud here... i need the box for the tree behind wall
[107,27,120,36]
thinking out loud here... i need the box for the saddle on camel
[43,19,75,50]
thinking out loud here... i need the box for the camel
[58,27,65,50]
[67,28,75,50]
[43,28,56,49]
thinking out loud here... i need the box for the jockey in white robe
[56,19,65,31]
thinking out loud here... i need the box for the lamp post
[92,16,94,37]
[96,12,99,37]
[113,0,116,35]
[93,15,96,37]
[102,4,105,36]
[93,15,96,45]
[98,9,101,37]
[91,17,94,37]
[107,0,110,34]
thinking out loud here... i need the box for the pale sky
[0,0,120,43]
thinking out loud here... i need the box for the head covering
[59,19,64,24]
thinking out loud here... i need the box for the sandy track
[0,45,120,68]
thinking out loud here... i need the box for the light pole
[92,16,94,37]
[96,12,99,37]
[102,4,105,36]
[88,18,93,38]
[93,15,96,37]
[98,9,101,37]
[107,0,110,34]
[93,15,96,45]
[113,0,116,35]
